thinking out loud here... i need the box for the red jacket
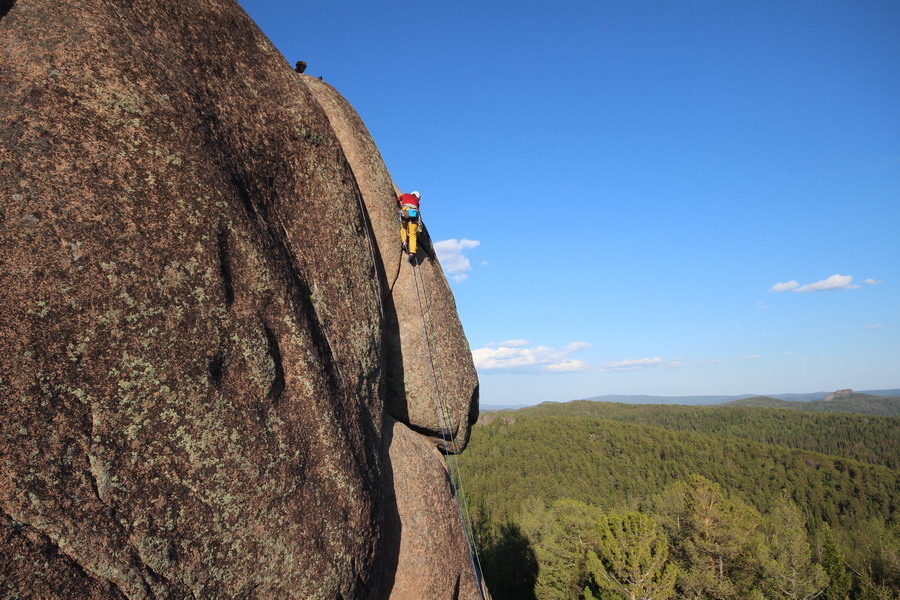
[397,193,420,209]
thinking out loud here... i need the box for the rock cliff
[0,0,480,597]
[823,389,853,402]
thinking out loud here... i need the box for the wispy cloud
[796,274,859,292]
[499,339,529,347]
[770,280,799,292]
[876,156,900,171]
[865,278,884,286]
[546,359,589,372]
[865,324,884,330]
[600,357,682,371]
[564,341,592,353]
[434,238,480,283]
[472,340,591,372]
[770,274,860,293]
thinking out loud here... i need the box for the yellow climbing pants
[399,207,418,255]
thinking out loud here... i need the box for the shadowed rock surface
[0,0,479,597]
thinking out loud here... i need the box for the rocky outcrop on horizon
[824,389,854,402]
[0,0,480,597]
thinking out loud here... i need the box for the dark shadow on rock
[0,0,15,21]
[380,251,409,427]
[478,521,538,600]
[349,180,411,437]
[370,418,401,599]
[351,191,404,598]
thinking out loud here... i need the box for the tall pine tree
[531,498,602,600]
[652,474,762,599]
[757,499,828,600]
[583,512,677,600]
[820,522,851,600]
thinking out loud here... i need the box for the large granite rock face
[0,0,479,597]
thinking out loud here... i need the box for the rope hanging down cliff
[408,254,487,600]
[412,256,484,571]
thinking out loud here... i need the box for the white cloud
[546,359,588,372]
[770,274,860,293]
[564,341,592,353]
[770,280,799,292]
[865,324,884,330]
[472,340,591,372]
[796,274,859,292]
[601,357,682,371]
[865,278,884,286]
[433,238,480,283]
[742,354,762,360]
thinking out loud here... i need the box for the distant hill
[574,388,900,406]
[479,389,900,413]
[577,393,754,405]
[513,399,899,468]
[720,393,900,417]
[480,403,529,411]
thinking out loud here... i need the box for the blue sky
[238,0,899,406]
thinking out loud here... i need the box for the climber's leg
[408,221,418,255]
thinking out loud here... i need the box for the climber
[397,190,421,262]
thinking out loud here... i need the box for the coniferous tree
[847,519,900,600]
[652,474,762,599]
[582,512,677,600]
[757,499,828,600]
[820,522,851,600]
[532,498,602,600]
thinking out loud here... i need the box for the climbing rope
[412,260,486,579]
[408,252,487,600]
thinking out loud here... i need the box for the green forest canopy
[459,402,899,599]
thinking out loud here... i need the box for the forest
[458,403,899,599]
[516,401,899,469]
